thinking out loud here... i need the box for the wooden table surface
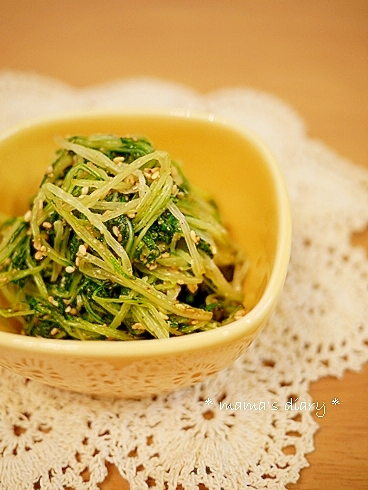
[1,1,367,489]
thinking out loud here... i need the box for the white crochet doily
[0,71,367,490]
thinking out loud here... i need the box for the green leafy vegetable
[0,134,248,340]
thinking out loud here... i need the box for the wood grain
[1,1,367,488]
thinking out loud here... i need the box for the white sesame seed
[65,266,75,273]
[34,251,45,261]
[146,263,158,270]
[187,284,199,294]
[112,226,119,237]
[47,296,58,307]
[158,311,169,320]
[78,244,87,256]
[151,170,160,180]
[50,328,59,336]
[126,175,135,186]
[81,186,89,195]
[42,221,53,229]
[234,309,246,320]
[190,230,199,244]
[132,322,145,330]
[24,210,32,222]
[33,238,42,250]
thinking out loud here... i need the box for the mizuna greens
[0,134,248,340]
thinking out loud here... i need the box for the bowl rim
[0,108,292,358]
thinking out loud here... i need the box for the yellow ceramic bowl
[0,111,291,398]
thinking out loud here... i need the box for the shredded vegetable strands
[80,151,165,208]
[43,183,133,276]
[130,178,174,259]
[167,202,205,278]
[78,255,212,321]
[56,137,121,175]
[0,221,27,263]
[0,134,247,340]
[232,253,250,293]
[199,251,243,302]
[130,304,170,339]
[99,200,140,221]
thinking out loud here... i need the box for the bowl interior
[0,111,287,335]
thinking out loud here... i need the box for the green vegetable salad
[0,134,248,340]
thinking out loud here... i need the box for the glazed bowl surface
[0,110,291,398]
